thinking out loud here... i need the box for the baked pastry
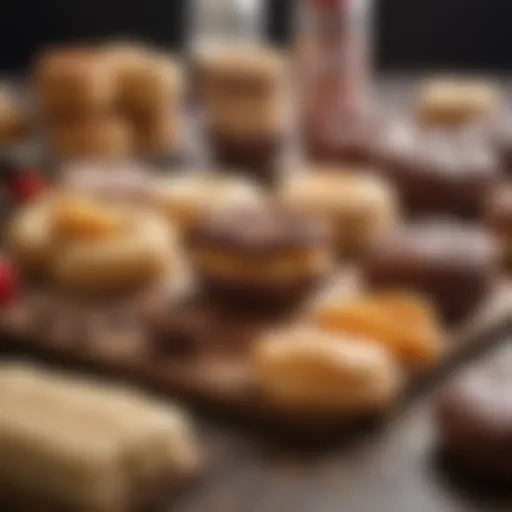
[106,45,183,115]
[362,220,498,321]
[0,362,201,511]
[0,90,29,146]
[377,127,501,219]
[33,46,116,120]
[416,78,499,128]
[201,46,288,180]
[8,193,178,294]
[312,292,443,368]
[277,168,399,255]
[252,326,403,416]
[48,115,133,160]
[435,345,512,481]
[188,206,333,307]
[486,183,512,267]
[151,172,264,236]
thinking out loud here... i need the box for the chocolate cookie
[377,127,502,219]
[362,219,498,321]
[188,207,333,309]
[435,343,512,481]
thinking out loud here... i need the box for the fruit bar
[0,362,202,512]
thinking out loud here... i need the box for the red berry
[12,170,47,201]
[0,261,16,305]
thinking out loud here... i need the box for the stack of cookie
[34,46,131,161]
[198,46,288,183]
[33,43,183,162]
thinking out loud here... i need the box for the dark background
[0,0,511,72]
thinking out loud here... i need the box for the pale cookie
[253,326,403,416]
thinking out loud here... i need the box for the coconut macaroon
[199,46,288,180]
[252,326,403,416]
[0,362,201,512]
[187,206,333,307]
[33,46,117,121]
[277,168,399,255]
[416,78,500,128]
[486,182,512,266]
[8,192,179,294]
[151,172,265,236]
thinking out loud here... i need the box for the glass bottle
[298,0,375,163]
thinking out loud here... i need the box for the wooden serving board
[0,271,510,437]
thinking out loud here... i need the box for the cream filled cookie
[8,193,178,294]
[188,207,333,308]
[278,168,399,255]
[151,172,264,236]
[252,326,403,416]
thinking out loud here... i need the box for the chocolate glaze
[188,207,330,258]
[376,126,502,219]
[363,219,498,322]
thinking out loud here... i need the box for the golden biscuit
[253,326,403,415]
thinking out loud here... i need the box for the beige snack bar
[0,363,201,512]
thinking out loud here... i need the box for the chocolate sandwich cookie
[362,219,498,322]
[486,183,512,267]
[377,127,502,219]
[201,47,288,183]
[435,344,512,482]
[188,207,333,309]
